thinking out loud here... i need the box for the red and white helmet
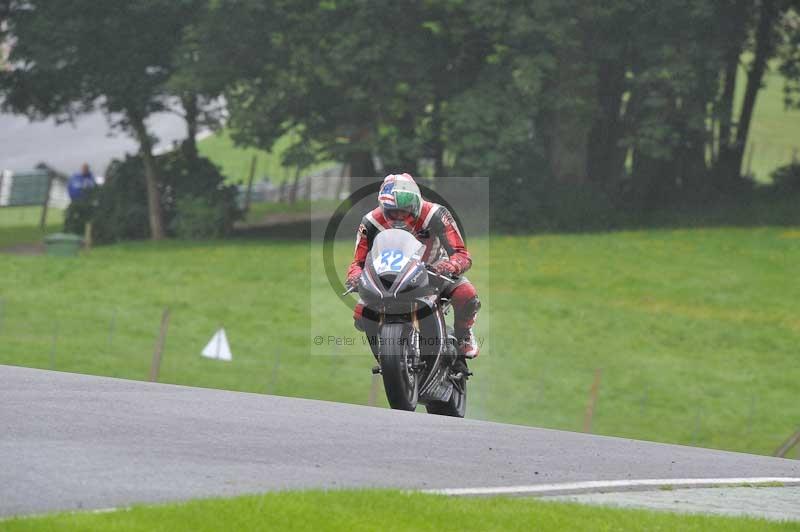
[378,173,422,220]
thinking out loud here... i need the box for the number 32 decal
[380,249,405,271]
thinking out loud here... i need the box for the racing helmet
[378,173,422,220]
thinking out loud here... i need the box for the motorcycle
[344,228,469,417]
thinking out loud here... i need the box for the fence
[0,168,70,228]
[0,299,395,408]
[0,295,796,460]
[239,169,348,206]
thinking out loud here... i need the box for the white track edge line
[421,477,800,496]
[0,506,124,523]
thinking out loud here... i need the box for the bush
[489,176,622,233]
[541,181,621,231]
[770,163,800,192]
[64,150,241,244]
[171,196,227,239]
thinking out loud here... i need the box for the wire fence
[0,294,796,459]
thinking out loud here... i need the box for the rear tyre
[379,323,418,411]
[425,377,467,418]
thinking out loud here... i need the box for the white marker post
[202,328,233,361]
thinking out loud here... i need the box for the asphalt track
[2,364,799,518]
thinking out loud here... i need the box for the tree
[0,0,200,239]
[730,0,785,180]
[712,0,754,185]
[197,0,490,191]
[185,0,800,227]
[168,1,227,169]
[779,5,800,108]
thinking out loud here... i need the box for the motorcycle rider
[346,173,481,361]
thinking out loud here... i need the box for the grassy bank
[0,206,63,248]
[197,130,335,185]
[0,226,797,456]
[738,60,800,182]
[3,490,797,531]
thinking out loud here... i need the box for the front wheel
[379,323,418,411]
[425,377,466,418]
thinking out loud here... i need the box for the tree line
[2,0,800,238]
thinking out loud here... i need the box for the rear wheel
[379,323,418,411]
[425,377,467,418]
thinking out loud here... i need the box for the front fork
[369,308,422,371]
[409,304,424,371]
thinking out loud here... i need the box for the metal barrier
[0,168,70,228]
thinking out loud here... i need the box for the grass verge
[0,226,798,456]
[3,490,798,531]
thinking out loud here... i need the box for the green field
[739,61,800,182]
[197,130,336,185]
[0,224,798,456]
[243,199,340,224]
[0,206,63,248]
[3,489,797,531]
[0,206,63,228]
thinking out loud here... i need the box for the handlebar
[341,284,357,296]
[425,265,456,283]
[342,263,454,296]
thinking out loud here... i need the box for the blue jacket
[68,172,96,200]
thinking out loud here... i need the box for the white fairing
[370,229,424,275]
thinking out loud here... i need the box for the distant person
[67,163,96,201]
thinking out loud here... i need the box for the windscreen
[369,229,424,276]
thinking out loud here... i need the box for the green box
[44,233,83,257]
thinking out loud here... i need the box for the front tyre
[379,323,418,411]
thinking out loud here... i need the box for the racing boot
[451,327,478,380]
[451,356,471,380]
[455,327,480,359]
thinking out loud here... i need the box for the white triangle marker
[202,328,233,361]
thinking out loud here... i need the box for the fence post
[582,368,602,433]
[774,427,800,458]
[745,394,757,445]
[691,406,705,446]
[639,384,649,416]
[107,308,117,351]
[39,172,53,230]
[244,155,257,213]
[83,221,93,250]
[269,352,281,394]
[149,307,170,382]
[534,373,544,405]
[49,320,59,370]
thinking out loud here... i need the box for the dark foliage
[770,163,800,191]
[64,150,241,244]
[8,0,800,237]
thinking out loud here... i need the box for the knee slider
[463,295,481,316]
